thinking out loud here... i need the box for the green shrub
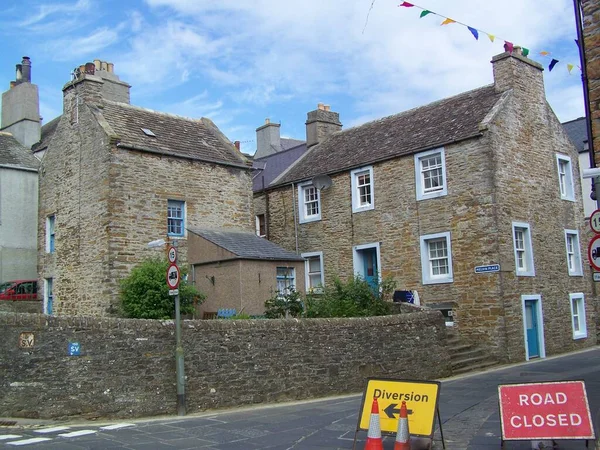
[304,276,395,318]
[120,257,205,319]
[264,288,304,318]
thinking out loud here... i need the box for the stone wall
[583,0,600,166]
[0,310,449,420]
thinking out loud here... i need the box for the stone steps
[446,328,500,376]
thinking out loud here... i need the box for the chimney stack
[306,103,342,148]
[492,48,545,102]
[1,56,41,148]
[254,118,281,158]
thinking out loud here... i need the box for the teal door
[46,279,53,315]
[362,248,378,289]
[524,299,539,358]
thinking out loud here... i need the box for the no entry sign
[499,381,594,441]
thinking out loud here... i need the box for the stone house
[34,60,255,316]
[563,117,595,218]
[264,49,596,362]
[188,228,305,317]
[0,57,40,282]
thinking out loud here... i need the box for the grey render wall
[0,310,449,419]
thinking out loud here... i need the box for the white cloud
[42,28,120,61]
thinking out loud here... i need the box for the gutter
[116,143,251,171]
[0,164,38,173]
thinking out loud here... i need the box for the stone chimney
[63,59,131,116]
[306,103,342,148]
[255,118,281,158]
[0,57,41,148]
[492,47,545,102]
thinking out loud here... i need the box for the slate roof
[252,142,307,192]
[273,85,504,186]
[101,100,249,168]
[281,138,305,151]
[0,132,39,169]
[31,116,61,153]
[562,117,588,153]
[189,229,304,261]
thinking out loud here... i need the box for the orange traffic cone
[364,397,384,450]
[393,401,411,450]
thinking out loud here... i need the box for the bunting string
[398,1,579,74]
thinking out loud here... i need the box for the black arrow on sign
[383,404,413,419]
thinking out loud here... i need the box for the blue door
[46,278,53,315]
[362,248,378,290]
[524,299,539,358]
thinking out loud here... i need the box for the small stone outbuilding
[188,229,305,317]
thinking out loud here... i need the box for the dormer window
[141,128,156,137]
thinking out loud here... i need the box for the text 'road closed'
[499,381,595,441]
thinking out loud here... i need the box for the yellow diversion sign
[358,378,441,437]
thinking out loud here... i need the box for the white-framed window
[415,148,447,201]
[302,251,324,293]
[46,215,56,253]
[44,278,54,315]
[564,229,583,276]
[419,232,453,284]
[569,293,587,339]
[298,182,321,223]
[276,267,295,295]
[255,214,266,237]
[512,222,535,277]
[168,200,185,237]
[556,154,575,201]
[351,166,374,213]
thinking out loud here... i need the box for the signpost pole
[171,241,186,416]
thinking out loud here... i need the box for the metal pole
[172,240,186,416]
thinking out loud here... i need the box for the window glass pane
[308,257,320,273]
[168,201,184,235]
[421,154,443,192]
[303,186,319,216]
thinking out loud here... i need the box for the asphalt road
[1,347,599,449]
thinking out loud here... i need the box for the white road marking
[34,426,70,434]
[0,435,22,441]
[58,430,97,438]
[7,437,52,446]
[100,423,135,430]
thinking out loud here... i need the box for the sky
[0,0,586,155]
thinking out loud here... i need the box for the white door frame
[521,294,546,361]
[352,242,382,284]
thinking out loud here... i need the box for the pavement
[1,347,600,449]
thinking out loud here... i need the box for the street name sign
[357,378,440,437]
[498,381,594,441]
[474,264,500,274]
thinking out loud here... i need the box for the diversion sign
[499,381,595,441]
[358,378,441,437]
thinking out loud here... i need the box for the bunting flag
[396,1,579,75]
[468,26,478,40]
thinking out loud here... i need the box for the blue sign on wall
[68,342,81,356]
[474,264,500,274]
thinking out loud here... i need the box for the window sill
[299,216,321,224]
[352,205,374,214]
[515,271,535,277]
[417,190,447,201]
[568,272,583,277]
[422,277,453,285]
[573,332,587,340]
[560,196,576,202]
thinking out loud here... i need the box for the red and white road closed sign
[499,381,595,441]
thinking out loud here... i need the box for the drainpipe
[292,183,299,253]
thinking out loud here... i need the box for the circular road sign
[588,235,600,272]
[591,209,600,234]
[167,264,180,290]
[167,246,177,263]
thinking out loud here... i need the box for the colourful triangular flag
[540,51,550,56]
[549,59,559,71]
[441,18,455,26]
[522,47,530,57]
[399,1,414,6]
[567,64,574,73]
[487,34,495,43]
[420,10,432,18]
[468,27,479,40]
[504,41,514,53]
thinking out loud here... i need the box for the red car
[0,280,38,301]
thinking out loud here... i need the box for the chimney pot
[15,64,23,81]
[94,59,101,70]
[317,103,325,110]
[324,105,331,111]
[107,62,114,73]
[265,118,270,124]
[234,140,241,150]
[85,62,96,75]
[21,57,31,83]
